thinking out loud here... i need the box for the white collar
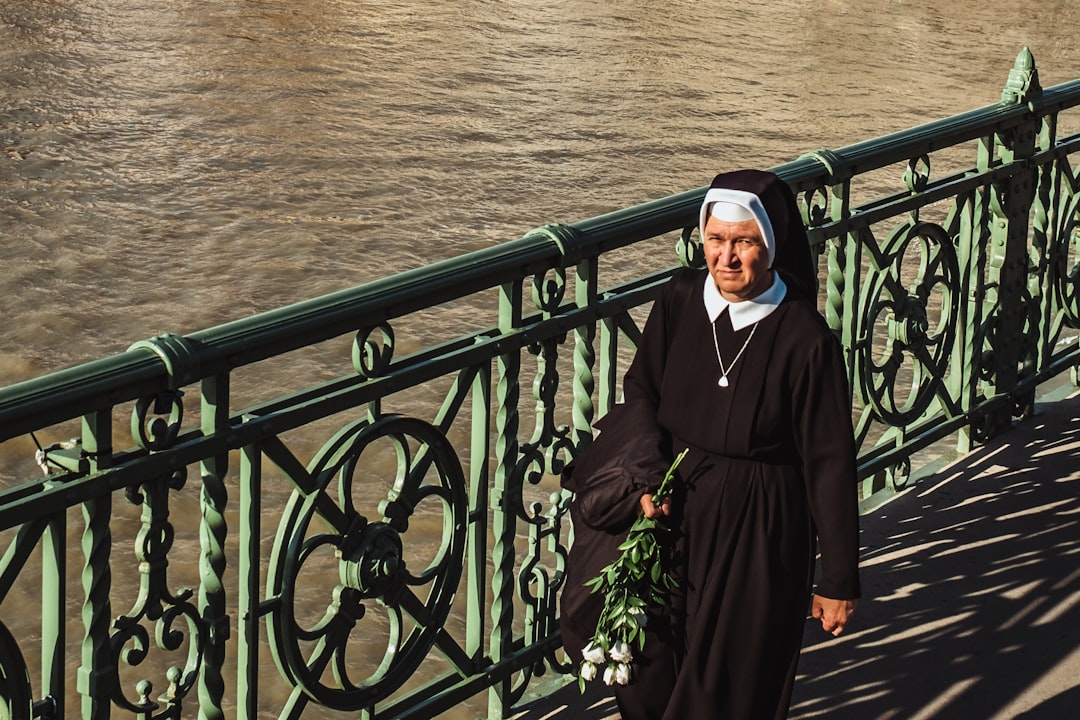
[703,272,787,330]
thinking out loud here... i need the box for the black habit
[561,266,861,720]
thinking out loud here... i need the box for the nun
[562,169,861,720]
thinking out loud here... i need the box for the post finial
[1002,47,1042,105]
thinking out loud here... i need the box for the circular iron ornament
[888,457,912,491]
[352,323,395,379]
[677,225,704,268]
[532,267,566,313]
[1054,190,1080,324]
[858,221,960,426]
[803,185,831,227]
[267,414,468,710]
[0,621,32,719]
[131,391,184,451]
[904,155,932,194]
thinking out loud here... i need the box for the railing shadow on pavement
[510,680,619,720]
[791,393,1080,720]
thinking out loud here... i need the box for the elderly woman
[561,169,861,720]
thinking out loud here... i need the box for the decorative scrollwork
[131,391,185,452]
[352,323,395,379]
[904,155,932,194]
[887,457,912,491]
[110,470,206,717]
[677,225,704,268]
[532,268,566,314]
[857,221,960,426]
[514,331,575,520]
[1053,187,1080,324]
[802,185,831,227]
[267,414,467,710]
[516,491,571,663]
[976,314,999,384]
[109,603,203,717]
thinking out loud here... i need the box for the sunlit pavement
[510,391,1080,720]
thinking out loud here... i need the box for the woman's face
[702,215,773,302]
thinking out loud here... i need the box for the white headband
[699,188,775,266]
[710,202,755,222]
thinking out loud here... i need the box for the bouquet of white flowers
[577,448,689,690]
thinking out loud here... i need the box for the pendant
[718,375,730,388]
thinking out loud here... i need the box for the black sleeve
[792,329,862,599]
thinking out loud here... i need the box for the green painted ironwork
[0,47,1078,719]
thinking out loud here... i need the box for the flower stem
[652,448,688,503]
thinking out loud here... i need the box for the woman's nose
[720,243,739,266]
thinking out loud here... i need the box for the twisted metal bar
[79,494,113,716]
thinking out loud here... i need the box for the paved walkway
[510,392,1080,719]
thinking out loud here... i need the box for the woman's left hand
[810,594,856,637]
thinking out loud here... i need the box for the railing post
[982,48,1042,437]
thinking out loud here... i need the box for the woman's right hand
[639,492,672,519]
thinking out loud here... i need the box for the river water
[2,0,1079,716]
[3,0,1079,387]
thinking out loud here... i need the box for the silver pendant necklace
[711,319,759,388]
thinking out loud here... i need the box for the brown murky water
[2,0,1079,716]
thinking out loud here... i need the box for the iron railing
[0,47,1078,719]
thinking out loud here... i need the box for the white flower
[581,641,606,664]
[580,661,598,682]
[601,663,632,686]
[609,641,633,664]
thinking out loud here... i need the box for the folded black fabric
[559,400,670,664]
[561,400,670,530]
